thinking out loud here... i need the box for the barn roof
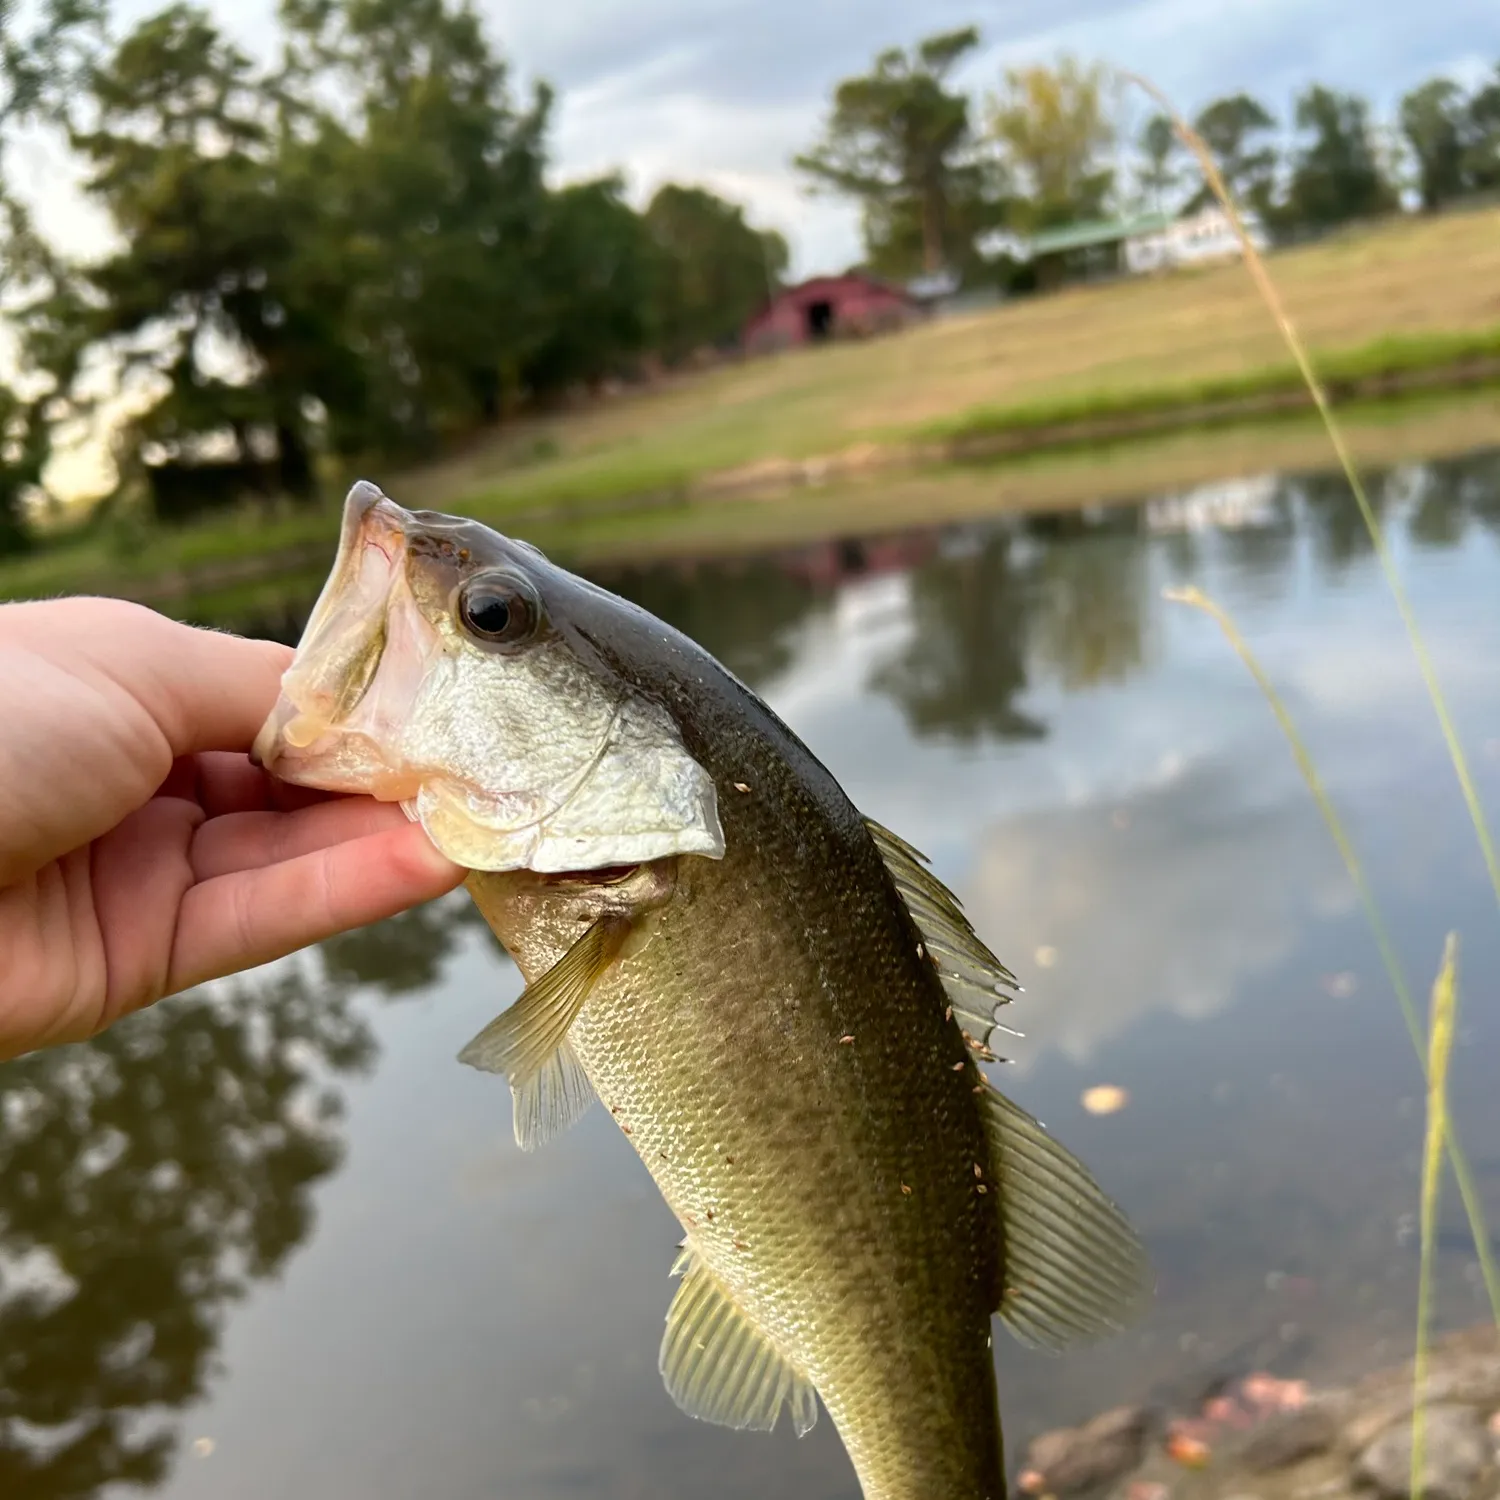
[1026,212,1172,257]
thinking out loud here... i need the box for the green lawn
[5,207,1500,604]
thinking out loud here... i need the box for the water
[6,447,1500,1498]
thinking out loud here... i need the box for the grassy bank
[4,207,1499,605]
[25,386,1492,627]
[416,207,1500,514]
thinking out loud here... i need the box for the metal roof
[1025,212,1173,257]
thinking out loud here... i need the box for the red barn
[742,272,923,353]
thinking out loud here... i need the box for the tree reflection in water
[869,531,1048,743]
[0,892,478,1500]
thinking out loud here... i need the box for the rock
[1353,1403,1490,1500]
[1344,1354,1500,1452]
[1239,1403,1340,1472]
[1024,1405,1153,1494]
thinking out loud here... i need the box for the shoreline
[1016,1321,1499,1498]
[687,340,1500,509]
[4,382,1498,617]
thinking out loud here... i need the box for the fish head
[253,481,724,874]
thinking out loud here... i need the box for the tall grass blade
[1162,585,1500,1326]
[1122,71,1500,925]
[1413,935,1459,1500]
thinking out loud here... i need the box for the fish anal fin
[659,1246,818,1439]
[863,816,1018,1048]
[980,1081,1153,1351]
[457,915,627,1148]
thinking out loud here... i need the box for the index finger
[3,598,294,759]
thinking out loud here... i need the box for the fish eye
[457,573,541,647]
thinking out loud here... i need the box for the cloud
[481,0,1497,273]
[38,0,1495,276]
[962,753,1355,1064]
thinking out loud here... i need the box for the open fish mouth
[252,484,441,802]
[250,481,725,876]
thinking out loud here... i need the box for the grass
[1414,937,1459,1500]
[1163,585,1500,1326]
[9,386,1498,611]
[929,325,1500,448]
[405,207,1500,518]
[1137,71,1499,1488]
[3,203,1498,604]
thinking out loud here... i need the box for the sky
[27,0,1500,278]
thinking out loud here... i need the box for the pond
[5,446,1500,1499]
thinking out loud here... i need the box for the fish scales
[471,718,1006,1498]
[254,481,1152,1500]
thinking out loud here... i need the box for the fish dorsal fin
[457,915,628,1150]
[979,1081,1153,1351]
[863,817,1019,1052]
[659,1244,819,1439]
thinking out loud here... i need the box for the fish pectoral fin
[980,1081,1154,1351]
[863,817,1019,1050]
[457,915,628,1151]
[659,1246,818,1439]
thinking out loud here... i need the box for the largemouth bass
[253,482,1151,1500]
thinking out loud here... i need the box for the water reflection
[6,444,1500,1498]
[0,970,367,1499]
[0,897,484,1500]
[868,533,1046,742]
[965,756,1352,1061]
[319,895,493,997]
[598,554,829,689]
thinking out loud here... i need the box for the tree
[1399,77,1470,209]
[64,5,328,505]
[278,0,555,450]
[1189,93,1278,218]
[988,56,1116,233]
[795,27,991,278]
[1465,65,1500,192]
[0,0,107,547]
[1284,85,1399,232]
[644,184,787,363]
[520,174,658,395]
[1137,112,1182,213]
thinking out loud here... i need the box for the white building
[1123,206,1269,275]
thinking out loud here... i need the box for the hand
[0,597,465,1059]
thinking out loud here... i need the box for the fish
[253,481,1152,1500]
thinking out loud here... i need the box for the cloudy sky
[23,0,1490,276]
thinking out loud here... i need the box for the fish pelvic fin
[659,1244,819,1439]
[511,1039,594,1151]
[863,817,1019,1054]
[457,914,629,1150]
[979,1079,1154,1351]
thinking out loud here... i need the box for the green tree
[794,27,992,278]
[63,5,330,506]
[1188,93,1278,217]
[1284,85,1399,232]
[0,0,107,548]
[1465,65,1500,191]
[279,0,554,450]
[644,184,787,362]
[1137,112,1182,213]
[988,56,1116,232]
[1399,77,1470,209]
[520,174,658,394]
